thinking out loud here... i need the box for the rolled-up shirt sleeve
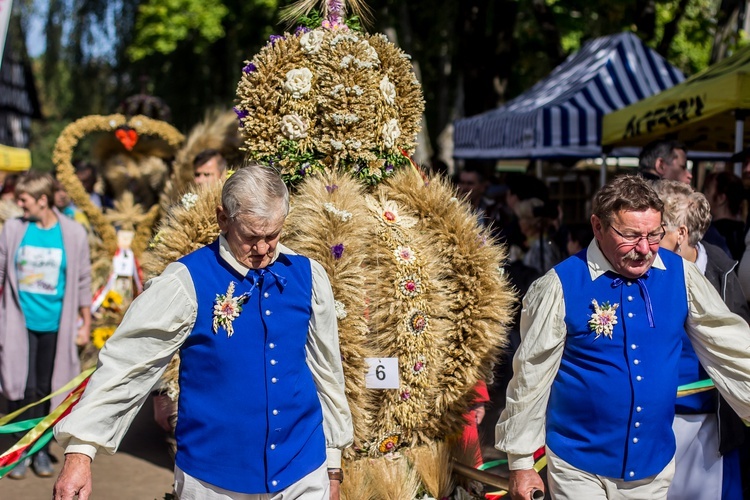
[684,259,750,420]
[306,259,354,469]
[495,270,567,470]
[54,262,197,459]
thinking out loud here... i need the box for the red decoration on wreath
[115,126,139,151]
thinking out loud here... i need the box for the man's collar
[586,238,666,282]
[218,234,283,276]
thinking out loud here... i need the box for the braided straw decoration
[52,114,184,258]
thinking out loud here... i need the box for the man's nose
[634,237,651,254]
[255,240,269,254]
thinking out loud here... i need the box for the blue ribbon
[610,270,655,328]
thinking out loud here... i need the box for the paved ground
[0,396,175,500]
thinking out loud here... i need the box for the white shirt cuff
[508,453,535,470]
[64,440,98,461]
[326,448,342,468]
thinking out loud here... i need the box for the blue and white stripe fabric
[453,32,683,159]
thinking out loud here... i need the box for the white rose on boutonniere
[284,67,313,99]
[300,30,324,54]
[381,119,401,149]
[588,299,619,339]
[280,114,309,140]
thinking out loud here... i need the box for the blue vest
[175,241,326,493]
[547,249,687,480]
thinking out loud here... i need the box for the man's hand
[509,468,544,500]
[329,478,340,500]
[53,453,93,500]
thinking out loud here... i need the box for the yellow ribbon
[0,367,95,427]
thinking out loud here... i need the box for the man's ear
[591,214,604,240]
[654,158,666,176]
[216,206,229,232]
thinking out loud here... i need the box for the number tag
[365,358,399,389]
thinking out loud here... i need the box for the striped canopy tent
[453,32,684,160]
[602,44,750,176]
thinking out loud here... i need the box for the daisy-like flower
[393,246,416,265]
[406,310,429,336]
[378,434,400,454]
[366,196,417,228]
[212,282,250,338]
[399,275,422,297]
[588,299,619,339]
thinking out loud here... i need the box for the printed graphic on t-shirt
[16,245,63,295]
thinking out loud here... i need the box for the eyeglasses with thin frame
[608,224,666,245]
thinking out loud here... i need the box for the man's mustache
[624,249,653,261]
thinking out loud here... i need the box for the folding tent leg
[600,153,608,188]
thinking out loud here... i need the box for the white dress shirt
[496,239,750,471]
[55,236,353,478]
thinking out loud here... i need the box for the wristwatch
[327,468,344,483]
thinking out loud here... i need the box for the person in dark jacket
[653,179,749,500]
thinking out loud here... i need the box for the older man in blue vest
[496,175,750,500]
[52,164,353,499]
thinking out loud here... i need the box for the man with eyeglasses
[496,175,750,499]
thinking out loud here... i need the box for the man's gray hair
[651,179,710,247]
[592,175,664,228]
[221,161,289,222]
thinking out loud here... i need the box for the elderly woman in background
[652,179,749,500]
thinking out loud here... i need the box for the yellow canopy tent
[602,45,750,168]
[0,144,31,172]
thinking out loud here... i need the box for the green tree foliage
[127,0,230,61]
[18,0,749,164]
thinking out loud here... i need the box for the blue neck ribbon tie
[237,268,288,304]
[609,270,655,328]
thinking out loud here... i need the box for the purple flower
[384,163,394,173]
[331,243,345,260]
[325,184,339,193]
[295,26,311,35]
[269,34,284,46]
[233,106,249,119]
[298,162,311,176]
[242,62,256,74]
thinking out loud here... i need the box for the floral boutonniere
[588,299,619,339]
[212,282,250,337]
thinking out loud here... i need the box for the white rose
[280,114,308,140]
[380,76,396,105]
[284,68,313,99]
[381,119,401,149]
[300,30,324,54]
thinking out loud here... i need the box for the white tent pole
[735,112,745,177]
[600,152,608,188]
[535,159,543,179]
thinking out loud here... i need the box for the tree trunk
[657,0,691,56]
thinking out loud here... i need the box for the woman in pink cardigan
[0,172,91,479]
